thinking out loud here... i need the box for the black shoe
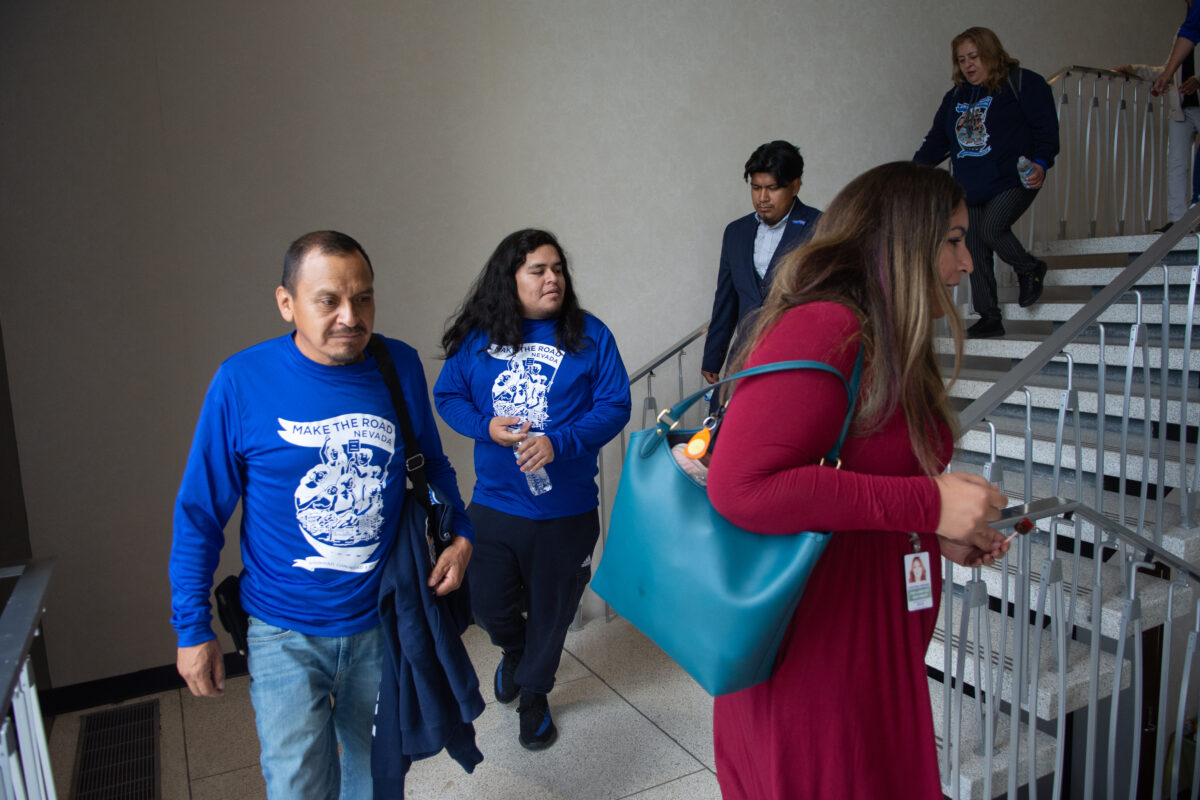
[494,650,522,704]
[967,317,1005,339]
[1154,222,1175,234]
[1017,260,1048,307]
[517,691,558,750]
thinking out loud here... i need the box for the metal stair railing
[960,201,1200,533]
[1,561,56,800]
[1018,65,1168,245]
[941,202,1200,795]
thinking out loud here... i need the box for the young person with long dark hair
[707,162,1010,799]
[434,229,631,750]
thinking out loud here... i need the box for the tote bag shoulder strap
[645,343,865,460]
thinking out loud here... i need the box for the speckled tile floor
[47,615,720,799]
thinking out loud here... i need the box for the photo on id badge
[905,551,933,611]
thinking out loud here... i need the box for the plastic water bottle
[510,426,553,496]
[1017,156,1037,188]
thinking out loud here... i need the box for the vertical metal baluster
[1023,389,1034,504]
[1119,293,1143,526]
[1183,258,1199,526]
[1008,514,1032,800]
[980,581,997,800]
[1097,324,1108,513]
[1065,76,1075,239]
[641,372,656,428]
[1025,556,1051,799]
[1107,572,1133,799]
[1177,599,1200,799]
[1051,556,1068,800]
[942,549,954,786]
[1156,266,1170,543]
[1115,81,1128,234]
[952,577,987,799]
[675,349,686,426]
[1087,75,1101,236]
[1052,353,1070,498]
[1137,295,1153,538]
[1108,562,1152,799]
[1083,520,1106,800]
[2,718,28,800]
[1152,581,1189,799]
[10,658,50,800]
[1061,354,1084,633]
[1128,565,1151,800]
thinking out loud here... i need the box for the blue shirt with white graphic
[170,333,472,648]
[433,314,631,520]
[914,67,1059,205]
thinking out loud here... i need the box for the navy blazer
[701,198,821,373]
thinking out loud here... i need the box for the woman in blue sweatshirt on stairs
[915,26,1059,339]
[435,228,631,751]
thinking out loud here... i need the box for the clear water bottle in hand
[510,425,553,496]
[1017,156,1037,188]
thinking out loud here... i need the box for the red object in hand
[1014,517,1034,535]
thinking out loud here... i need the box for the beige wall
[0,0,1177,686]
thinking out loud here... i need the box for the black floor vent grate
[70,698,160,800]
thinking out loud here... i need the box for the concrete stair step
[940,536,1196,639]
[949,367,1200,426]
[935,333,1200,371]
[929,676,1059,799]
[928,585,1128,720]
[956,412,1193,489]
[996,301,1196,326]
[1033,235,1200,259]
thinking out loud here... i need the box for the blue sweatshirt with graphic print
[914,67,1059,205]
[170,333,472,648]
[433,314,631,520]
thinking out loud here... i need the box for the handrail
[1001,497,1200,583]
[627,322,707,384]
[958,200,1200,432]
[1046,64,1148,84]
[0,561,52,709]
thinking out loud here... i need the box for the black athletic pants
[967,185,1041,320]
[466,503,599,695]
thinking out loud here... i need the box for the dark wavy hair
[441,229,588,357]
[743,140,805,184]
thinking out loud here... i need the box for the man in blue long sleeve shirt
[170,230,474,799]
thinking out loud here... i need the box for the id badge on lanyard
[904,532,933,612]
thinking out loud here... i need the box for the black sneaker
[1017,260,1048,307]
[494,650,522,704]
[517,691,558,750]
[967,317,1005,339]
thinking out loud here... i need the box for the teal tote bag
[591,347,863,696]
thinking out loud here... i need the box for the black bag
[367,335,455,562]
[213,574,249,656]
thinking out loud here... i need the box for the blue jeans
[246,617,383,800]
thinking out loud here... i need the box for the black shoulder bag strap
[367,334,452,555]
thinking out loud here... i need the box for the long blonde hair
[727,162,965,476]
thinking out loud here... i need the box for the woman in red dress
[707,161,1011,799]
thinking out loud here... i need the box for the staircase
[928,229,1200,799]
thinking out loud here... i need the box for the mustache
[330,326,366,336]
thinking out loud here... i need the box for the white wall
[0,0,1178,686]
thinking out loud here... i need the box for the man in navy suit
[701,140,821,384]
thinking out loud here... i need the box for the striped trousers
[966,186,1040,320]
